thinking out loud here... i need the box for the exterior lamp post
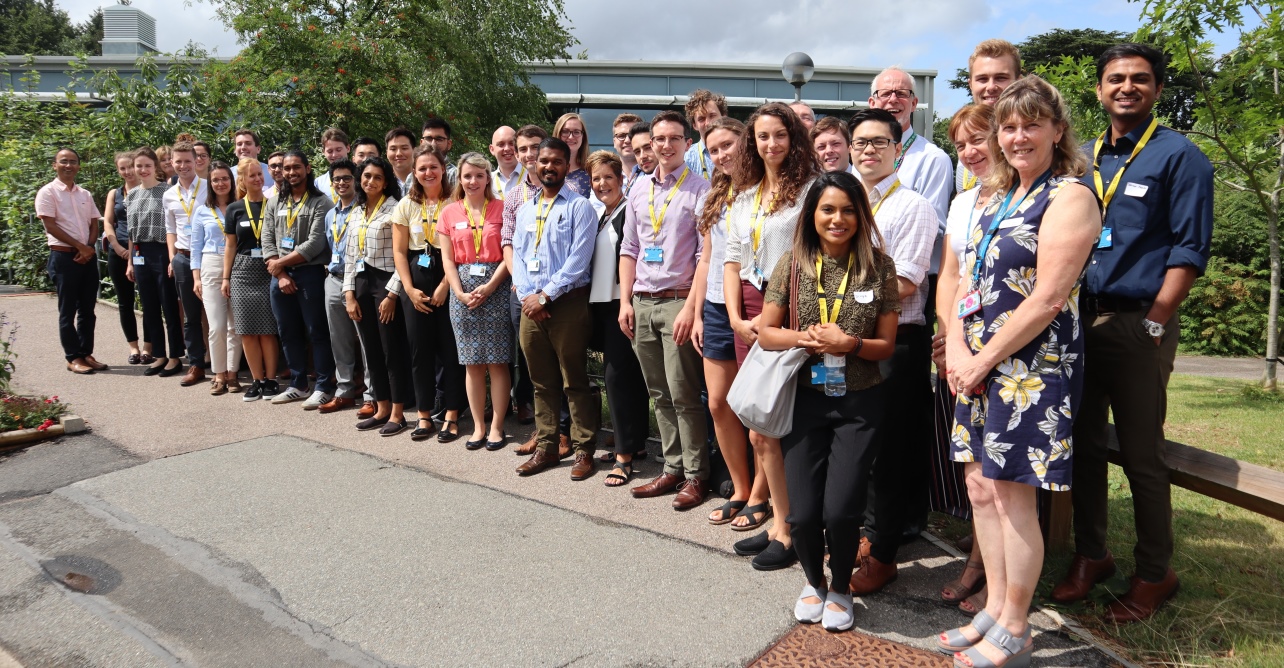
[781,52,815,102]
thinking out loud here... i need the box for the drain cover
[40,555,120,596]
[750,624,950,667]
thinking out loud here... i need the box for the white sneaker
[794,584,825,624]
[302,390,333,410]
[270,386,308,404]
[821,591,855,632]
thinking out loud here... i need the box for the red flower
[36,419,54,432]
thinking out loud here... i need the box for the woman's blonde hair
[553,112,590,169]
[235,157,261,199]
[450,152,496,202]
[985,75,1088,191]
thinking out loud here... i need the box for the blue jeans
[47,249,98,362]
[268,264,335,393]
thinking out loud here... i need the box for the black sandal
[708,499,748,526]
[730,503,772,532]
[598,450,647,463]
[410,418,436,442]
[437,419,460,443]
[603,460,633,487]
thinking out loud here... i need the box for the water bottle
[823,353,847,397]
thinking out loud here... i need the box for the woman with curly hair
[724,102,819,570]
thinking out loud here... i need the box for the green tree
[204,0,575,155]
[1137,0,1283,390]
[59,6,103,56]
[0,0,76,56]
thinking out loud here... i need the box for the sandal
[730,503,772,532]
[598,450,647,463]
[708,499,747,525]
[437,419,460,443]
[952,621,1032,668]
[959,585,988,616]
[941,560,986,604]
[603,460,633,487]
[937,609,996,654]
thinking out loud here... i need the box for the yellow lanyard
[648,166,690,240]
[723,184,733,233]
[178,178,201,219]
[870,180,901,218]
[246,199,264,243]
[533,195,555,254]
[421,200,443,244]
[466,202,486,259]
[1093,117,1159,217]
[817,253,855,324]
[357,196,384,255]
[283,192,309,236]
[750,183,778,255]
[330,205,351,246]
[963,169,978,191]
[698,147,709,180]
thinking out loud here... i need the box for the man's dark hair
[515,124,549,142]
[384,127,416,147]
[329,158,356,176]
[421,117,452,137]
[628,121,651,141]
[282,149,324,197]
[539,137,572,162]
[847,108,903,144]
[650,109,689,134]
[352,137,381,153]
[267,150,287,162]
[53,146,81,161]
[1096,43,1167,85]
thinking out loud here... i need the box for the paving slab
[0,433,143,503]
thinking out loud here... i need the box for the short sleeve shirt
[391,197,446,251]
[223,199,266,256]
[35,179,100,248]
[438,199,504,264]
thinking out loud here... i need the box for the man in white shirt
[811,116,853,173]
[385,127,416,196]
[868,67,954,229]
[956,39,1022,192]
[844,109,938,597]
[489,125,521,199]
[789,102,816,131]
[163,141,211,387]
[313,127,351,198]
[263,151,285,199]
[682,89,725,181]
[233,128,274,191]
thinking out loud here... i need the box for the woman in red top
[439,152,512,451]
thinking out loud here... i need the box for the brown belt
[634,289,690,300]
[48,246,75,254]
[175,249,191,257]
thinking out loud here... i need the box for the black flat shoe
[751,540,797,571]
[157,362,184,378]
[437,419,460,443]
[465,439,486,451]
[356,416,389,431]
[127,353,142,365]
[379,419,407,437]
[485,437,506,452]
[410,419,436,442]
[734,531,772,557]
[143,359,168,376]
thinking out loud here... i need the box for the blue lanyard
[971,170,1051,285]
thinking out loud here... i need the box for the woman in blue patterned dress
[937,76,1101,668]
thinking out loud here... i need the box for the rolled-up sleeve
[1164,147,1214,273]
[260,197,280,258]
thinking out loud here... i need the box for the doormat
[749,624,950,667]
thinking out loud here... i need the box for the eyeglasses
[560,129,584,138]
[612,133,629,141]
[851,138,894,150]
[872,88,914,101]
[422,135,449,144]
[331,175,354,183]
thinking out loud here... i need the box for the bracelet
[852,336,864,356]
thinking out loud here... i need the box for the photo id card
[643,246,664,263]
[810,364,826,384]
[957,290,982,319]
[330,253,341,265]
[250,248,263,258]
[469,264,487,277]
[355,258,366,273]
[417,254,432,268]
[526,259,540,272]
[132,254,145,266]
[1098,227,1113,249]
[280,237,295,250]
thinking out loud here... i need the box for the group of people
[36,38,1212,667]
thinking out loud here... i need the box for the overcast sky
[56,0,1236,114]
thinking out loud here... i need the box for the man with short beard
[629,122,657,178]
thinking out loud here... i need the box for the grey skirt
[230,253,277,336]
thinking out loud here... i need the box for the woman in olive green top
[757,171,900,632]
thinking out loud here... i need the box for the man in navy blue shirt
[1051,43,1213,623]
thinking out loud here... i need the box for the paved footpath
[0,294,1119,667]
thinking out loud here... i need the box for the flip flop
[708,499,748,525]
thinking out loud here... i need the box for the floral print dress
[950,176,1087,490]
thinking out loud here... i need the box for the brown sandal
[958,584,988,615]
[941,560,986,604]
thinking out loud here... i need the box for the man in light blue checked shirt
[318,160,374,415]
[505,138,600,480]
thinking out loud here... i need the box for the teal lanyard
[971,170,1051,285]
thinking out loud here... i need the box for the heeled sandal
[953,622,1032,668]
[942,560,987,604]
[937,609,996,654]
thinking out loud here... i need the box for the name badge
[809,364,826,384]
[469,264,487,277]
[355,258,366,273]
[853,290,874,304]
[280,237,295,250]
[526,259,540,272]
[957,290,982,319]
[749,267,765,291]
[1124,182,1149,197]
[643,246,664,263]
[998,217,1023,229]
[455,222,468,230]
[330,252,341,265]
[525,223,537,233]
[250,248,263,258]
[1098,227,1113,249]
[132,255,145,266]
[417,254,432,268]
[239,220,251,227]
[411,224,424,235]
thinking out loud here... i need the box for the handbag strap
[789,258,799,331]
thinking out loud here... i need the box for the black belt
[1084,294,1147,314]
[897,323,926,336]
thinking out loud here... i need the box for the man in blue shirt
[507,138,601,479]
[317,160,374,415]
[682,89,725,181]
[1052,43,1213,624]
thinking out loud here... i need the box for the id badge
[469,264,487,277]
[809,364,826,384]
[330,252,341,265]
[132,254,145,266]
[526,259,540,272]
[1098,227,1113,249]
[749,267,765,291]
[280,236,295,250]
[355,258,366,273]
[417,253,432,268]
[525,223,537,233]
[250,248,263,258]
[643,246,664,263]
[454,222,468,230]
[411,224,424,236]
[957,290,982,319]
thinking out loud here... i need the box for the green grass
[934,374,1284,667]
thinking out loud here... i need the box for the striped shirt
[510,183,596,301]
[124,184,170,244]
[342,196,403,294]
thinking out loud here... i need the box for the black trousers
[866,324,934,564]
[47,249,98,362]
[105,247,142,345]
[401,253,465,413]
[171,252,207,368]
[591,300,649,456]
[784,382,886,591]
[352,266,412,404]
[133,242,183,360]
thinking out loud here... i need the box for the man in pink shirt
[35,147,104,374]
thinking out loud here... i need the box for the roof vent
[100,5,158,56]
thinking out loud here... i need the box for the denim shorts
[701,300,737,361]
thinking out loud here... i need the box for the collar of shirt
[869,172,901,203]
[1103,114,1155,152]
[49,179,82,193]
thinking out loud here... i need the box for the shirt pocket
[1108,173,1161,229]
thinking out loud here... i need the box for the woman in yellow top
[391,146,467,442]
[439,153,512,451]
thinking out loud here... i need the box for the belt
[328,269,344,279]
[897,323,925,336]
[1084,293,1147,314]
[175,249,191,257]
[48,246,75,254]
[634,289,691,300]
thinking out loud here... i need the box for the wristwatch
[537,292,547,306]
[1142,318,1165,338]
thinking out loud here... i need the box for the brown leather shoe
[631,472,683,498]
[66,360,94,375]
[570,451,595,480]
[672,478,707,510]
[558,434,572,460]
[82,355,109,371]
[1051,551,1117,603]
[318,396,355,414]
[849,551,898,595]
[1105,568,1179,623]
[180,366,206,387]
[516,402,534,425]
[515,432,538,456]
[356,401,376,419]
[516,449,558,476]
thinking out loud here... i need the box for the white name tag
[411,224,424,235]
[526,259,540,272]
[250,248,263,258]
[525,223,537,232]
[469,265,487,277]
[1124,182,1149,197]
[330,253,341,265]
[455,222,468,230]
[998,217,1023,229]
[239,220,251,227]
[853,290,874,304]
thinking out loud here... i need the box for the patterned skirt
[230,253,278,336]
[449,262,512,365]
